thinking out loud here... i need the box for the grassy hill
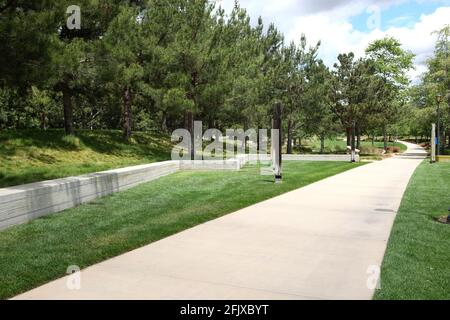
[0,130,409,188]
[0,130,173,188]
[297,137,407,156]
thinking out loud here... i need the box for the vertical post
[437,102,441,156]
[185,111,194,160]
[431,123,436,163]
[351,121,356,163]
[193,121,203,161]
[272,102,282,183]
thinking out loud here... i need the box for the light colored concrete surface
[179,159,244,171]
[282,154,359,162]
[246,154,359,162]
[395,140,428,159]
[13,142,426,300]
[436,156,450,163]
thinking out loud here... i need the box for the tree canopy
[1,1,446,154]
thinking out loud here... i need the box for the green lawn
[0,129,172,188]
[375,161,450,300]
[0,161,362,299]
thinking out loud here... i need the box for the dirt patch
[436,216,450,225]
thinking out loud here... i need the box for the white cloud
[388,7,450,81]
[218,0,450,82]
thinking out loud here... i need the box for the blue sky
[219,0,450,82]
[350,1,446,32]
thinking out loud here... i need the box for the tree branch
[0,0,17,14]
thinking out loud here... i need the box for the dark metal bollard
[273,102,283,183]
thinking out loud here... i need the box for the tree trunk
[62,87,74,135]
[372,133,375,146]
[184,110,194,159]
[208,115,214,130]
[161,112,168,132]
[443,131,446,151]
[242,121,248,150]
[383,126,388,151]
[287,119,293,154]
[444,130,449,149]
[40,112,46,130]
[346,127,351,146]
[123,87,132,141]
[320,134,325,154]
[89,110,94,130]
[356,125,361,150]
[256,127,260,152]
[351,124,356,162]
[351,127,355,151]
[447,129,450,148]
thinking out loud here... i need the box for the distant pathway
[395,140,428,158]
[15,142,427,300]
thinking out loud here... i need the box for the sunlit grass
[375,161,450,300]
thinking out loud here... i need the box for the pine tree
[366,37,414,150]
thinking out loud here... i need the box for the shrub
[361,146,382,155]
[387,146,400,153]
[297,146,313,153]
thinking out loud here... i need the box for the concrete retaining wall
[179,159,244,171]
[283,154,359,162]
[0,161,179,230]
[245,154,358,162]
[0,153,357,230]
[437,156,450,163]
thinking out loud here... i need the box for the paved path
[15,142,426,300]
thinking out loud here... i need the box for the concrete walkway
[14,142,426,300]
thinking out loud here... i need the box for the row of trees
[0,0,425,153]
[401,26,450,150]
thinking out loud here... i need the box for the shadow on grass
[0,129,172,188]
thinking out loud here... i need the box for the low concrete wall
[0,153,357,230]
[283,154,359,162]
[0,161,179,230]
[179,159,244,171]
[437,156,450,163]
[245,154,358,162]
